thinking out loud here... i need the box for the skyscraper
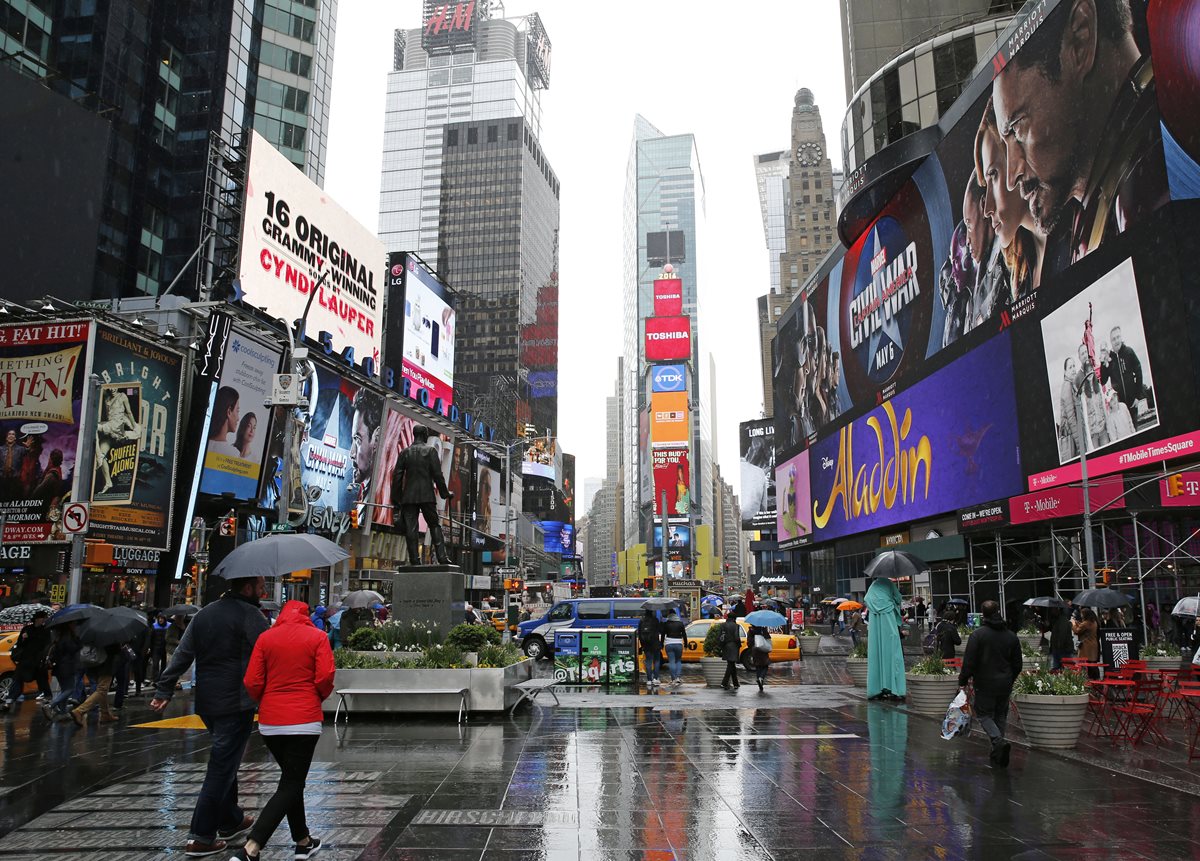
[622,116,711,551]
[377,4,557,438]
[0,0,338,301]
[838,0,1024,101]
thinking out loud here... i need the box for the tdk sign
[651,364,687,393]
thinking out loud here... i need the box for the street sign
[63,503,89,534]
[271,373,300,406]
[496,566,519,577]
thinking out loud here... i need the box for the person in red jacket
[233,600,334,861]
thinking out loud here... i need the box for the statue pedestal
[392,565,465,634]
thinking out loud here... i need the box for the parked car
[482,608,508,633]
[0,631,38,702]
[515,598,647,660]
[681,619,800,669]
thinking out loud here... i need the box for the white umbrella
[1171,596,1199,617]
[0,603,51,626]
[342,590,385,609]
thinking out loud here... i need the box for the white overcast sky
[324,0,847,495]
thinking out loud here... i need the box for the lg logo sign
[652,365,686,393]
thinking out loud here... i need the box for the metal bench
[509,678,562,714]
[333,687,470,725]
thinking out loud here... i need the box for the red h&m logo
[425,1,475,36]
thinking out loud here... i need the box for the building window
[487,125,497,143]
[447,128,458,146]
[507,122,519,141]
[467,126,477,144]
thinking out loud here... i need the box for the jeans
[248,734,319,847]
[190,710,255,843]
[664,643,683,681]
[47,672,75,714]
[149,650,167,683]
[722,661,740,687]
[850,629,860,648]
[974,689,1011,748]
[642,648,662,683]
[1049,650,1073,672]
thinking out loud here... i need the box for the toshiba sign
[653,278,683,316]
[644,316,692,362]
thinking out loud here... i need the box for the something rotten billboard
[88,326,184,550]
[738,419,775,531]
[808,333,1023,543]
[0,320,90,543]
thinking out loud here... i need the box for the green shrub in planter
[333,648,415,669]
[1141,642,1181,658]
[908,654,955,676]
[849,641,868,659]
[1020,641,1042,660]
[799,627,822,637]
[377,620,443,651]
[346,627,383,651]
[445,623,501,651]
[415,643,468,669]
[703,623,724,657]
[1013,668,1088,696]
[476,643,522,668]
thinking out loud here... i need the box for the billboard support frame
[67,373,100,605]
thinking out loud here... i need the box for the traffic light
[643,577,654,590]
[1167,474,1185,497]
[349,508,360,529]
[219,514,237,537]
[1099,567,1114,586]
[504,578,523,592]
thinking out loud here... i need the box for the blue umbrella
[744,609,787,627]
[701,595,723,605]
[47,603,102,627]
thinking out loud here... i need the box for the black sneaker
[997,741,1011,768]
[230,849,258,861]
[218,815,254,842]
[295,835,322,859]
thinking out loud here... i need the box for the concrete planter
[799,635,822,656]
[322,659,533,715]
[904,673,960,715]
[1012,693,1089,749]
[1141,655,1180,672]
[349,650,423,663]
[1017,634,1043,653]
[701,657,728,687]
[846,657,868,687]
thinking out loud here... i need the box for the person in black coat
[42,623,80,721]
[637,610,663,688]
[935,612,961,660]
[747,624,772,691]
[148,613,169,682]
[719,613,741,690]
[957,600,1022,768]
[2,609,52,709]
[391,425,453,565]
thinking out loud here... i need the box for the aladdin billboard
[808,333,1024,543]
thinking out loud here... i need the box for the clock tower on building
[780,88,838,300]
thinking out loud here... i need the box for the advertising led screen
[522,436,557,481]
[738,419,776,531]
[298,362,383,516]
[775,450,812,550]
[368,403,452,531]
[650,392,689,447]
[0,321,90,544]
[652,278,684,316]
[541,520,575,556]
[808,332,1024,543]
[653,521,691,560]
[88,326,184,550]
[394,252,455,410]
[644,315,692,362]
[475,450,504,537]
[651,447,690,517]
[199,333,281,500]
[651,364,686,393]
[774,0,1177,466]
[239,131,384,364]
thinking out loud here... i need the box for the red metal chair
[1112,676,1166,747]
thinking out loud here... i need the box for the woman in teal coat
[865,577,906,700]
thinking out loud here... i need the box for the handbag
[79,644,105,668]
[753,634,772,653]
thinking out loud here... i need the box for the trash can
[607,628,638,686]
[553,629,582,683]
[580,630,609,685]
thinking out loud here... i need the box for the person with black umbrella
[720,612,742,691]
[42,621,81,721]
[151,576,269,857]
[70,642,118,725]
[1048,608,1075,671]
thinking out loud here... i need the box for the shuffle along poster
[87,325,184,550]
[0,320,91,544]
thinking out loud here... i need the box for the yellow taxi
[681,619,800,667]
[0,631,39,701]
[483,608,508,633]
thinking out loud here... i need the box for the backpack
[79,644,105,668]
[922,628,938,654]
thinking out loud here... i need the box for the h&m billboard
[238,131,384,366]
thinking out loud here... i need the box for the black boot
[405,536,422,566]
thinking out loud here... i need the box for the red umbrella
[744,589,755,613]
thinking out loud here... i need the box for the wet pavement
[1,658,1199,860]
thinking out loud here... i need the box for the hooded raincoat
[865,577,906,698]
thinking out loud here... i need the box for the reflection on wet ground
[1,665,1198,860]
